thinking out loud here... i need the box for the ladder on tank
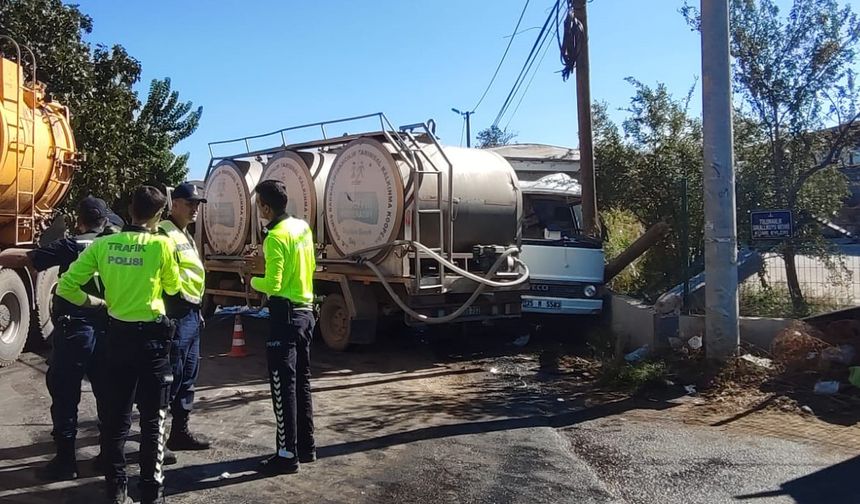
[379,116,455,293]
[0,37,37,245]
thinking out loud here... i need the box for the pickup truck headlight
[584,285,597,298]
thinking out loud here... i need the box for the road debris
[772,322,830,370]
[512,334,530,347]
[738,354,774,369]
[624,345,649,363]
[850,367,860,388]
[813,381,841,395]
[821,345,856,366]
[687,336,703,350]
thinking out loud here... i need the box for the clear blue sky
[70,0,803,180]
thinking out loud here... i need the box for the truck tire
[319,294,350,351]
[0,269,31,367]
[32,266,59,344]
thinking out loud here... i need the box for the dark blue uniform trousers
[102,320,173,501]
[169,308,201,423]
[46,309,107,443]
[266,300,316,459]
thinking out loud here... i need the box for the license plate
[523,299,562,310]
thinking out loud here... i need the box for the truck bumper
[521,295,603,315]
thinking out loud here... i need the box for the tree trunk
[782,246,807,315]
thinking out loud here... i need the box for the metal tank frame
[199,113,529,351]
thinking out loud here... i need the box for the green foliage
[602,208,647,294]
[594,79,703,298]
[739,283,850,318]
[0,0,202,213]
[684,0,860,309]
[476,125,517,148]
[602,360,668,390]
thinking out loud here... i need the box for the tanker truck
[0,37,82,366]
[198,113,530,350]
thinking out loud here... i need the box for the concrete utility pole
[700,0,740,360]
[573,0,598,237]
[452,108,474,147]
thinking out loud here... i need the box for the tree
[135,77,203,187]
[0,0,202,214]
[476,125,517,148]
[594,79,704,298]
[684,0,860,314]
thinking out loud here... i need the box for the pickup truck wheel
[0,269,31,367]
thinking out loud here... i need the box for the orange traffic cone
[227,314,248,358]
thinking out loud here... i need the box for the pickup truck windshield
[522,197,582,239]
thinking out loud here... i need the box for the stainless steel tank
[323,137,521,261]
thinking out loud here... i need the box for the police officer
[251,180,317,474]
[158,183,210,451]
[0,197,114,480]
[57,186,180,504]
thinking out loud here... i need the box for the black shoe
[107,481,132,504]
[36,455,78,481]
[259,454,299,474]
[166,429,210,451]
[140,485,166,504]
[298,450,316,464]
[164,447,178,465]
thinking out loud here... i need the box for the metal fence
[744,252,860,306]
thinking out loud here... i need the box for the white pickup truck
[519,173,604,316]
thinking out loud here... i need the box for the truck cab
[519,173,604,316]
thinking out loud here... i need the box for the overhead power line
[504,18,557,130]
[493,0,561,127]
[471,0,531,113]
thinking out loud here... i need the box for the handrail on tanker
[205,112,401,180]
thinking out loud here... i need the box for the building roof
[519,173,582,197]
[486,143,580,163]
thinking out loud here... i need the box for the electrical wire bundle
[491,0,570,129]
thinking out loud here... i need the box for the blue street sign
[751,209,792,240]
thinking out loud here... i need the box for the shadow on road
[317,396,677,459]
[159,396,679,497]
[736,454,860,503]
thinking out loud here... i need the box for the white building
[486,144,580,182]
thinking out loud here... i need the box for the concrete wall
[678,314,791,351]
[610,295,658,350]
[610,294,792,352]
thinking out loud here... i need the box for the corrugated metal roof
[486,143,580,162]
[519,173,582,196]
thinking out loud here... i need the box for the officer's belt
[108,316,172,339]
[269,296,313,311]
[164,293,201,317]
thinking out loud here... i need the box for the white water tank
[258,150,335,242]
[323,137,521,261]
[203,158,263,255]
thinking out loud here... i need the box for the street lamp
[451,108,474,148]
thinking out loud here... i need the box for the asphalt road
[0,316,857,504]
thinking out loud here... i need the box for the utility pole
[573,0,598,237]
[700,0,739,360]
[452,108,474,147]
